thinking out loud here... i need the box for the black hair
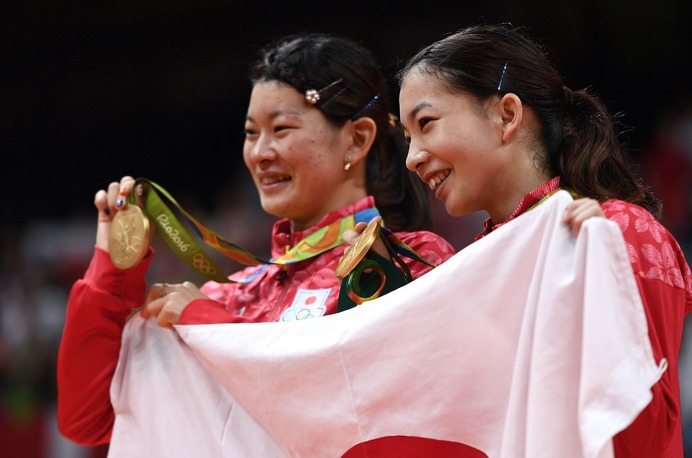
[397,23,661,219]
[250,32,433,231]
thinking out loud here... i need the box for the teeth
[427,171,450,190]
[261,175,290,185]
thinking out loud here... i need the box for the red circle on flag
[342,436,488,458]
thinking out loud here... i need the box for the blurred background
[2,0,691,456]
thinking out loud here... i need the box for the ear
[497,93,523,143]
[346,117,377,164]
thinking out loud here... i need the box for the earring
[344,161,352,171]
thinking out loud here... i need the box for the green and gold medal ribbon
[126,178,383,283]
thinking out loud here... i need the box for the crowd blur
[1,107,691,456]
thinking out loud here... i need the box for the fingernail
[115,198,125,208]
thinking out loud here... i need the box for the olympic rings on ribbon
[192,253,217,275]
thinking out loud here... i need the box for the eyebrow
[246,108,302,123]
[405,101,432,125]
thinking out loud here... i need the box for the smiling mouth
[260,175,291,185]
[427,170,450,191]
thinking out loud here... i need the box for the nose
[405,147,430,173]
[245,134,277,163]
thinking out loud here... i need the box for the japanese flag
[108,191,664,458]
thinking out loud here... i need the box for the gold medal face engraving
[335,220,381,279]
[109,205,151,269]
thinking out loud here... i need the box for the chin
[445,201,466,218]
[259,200,284,218]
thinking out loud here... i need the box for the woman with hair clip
[57,32,455,446]
[383,22,691,456]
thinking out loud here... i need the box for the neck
[290,189,368,233]
[488,173,551,224]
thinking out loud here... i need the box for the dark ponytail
[558,87,662,218]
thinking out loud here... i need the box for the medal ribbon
[380,227,437,269]
[527,187,580,212]
[129,178,381,283]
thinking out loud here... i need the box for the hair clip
[351,94,380,120]
[497,63,508,91]
[305,78,343,104]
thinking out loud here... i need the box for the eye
[418,117,433,130]
[243,127,258,138]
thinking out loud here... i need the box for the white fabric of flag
[108,191,665,458]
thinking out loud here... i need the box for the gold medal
[334,219,381,279]
[109,204,151,269]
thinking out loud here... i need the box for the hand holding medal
[106,179,153,269]
[336,217,439,311]
[335,219,387,306]
[334,219,382,280]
